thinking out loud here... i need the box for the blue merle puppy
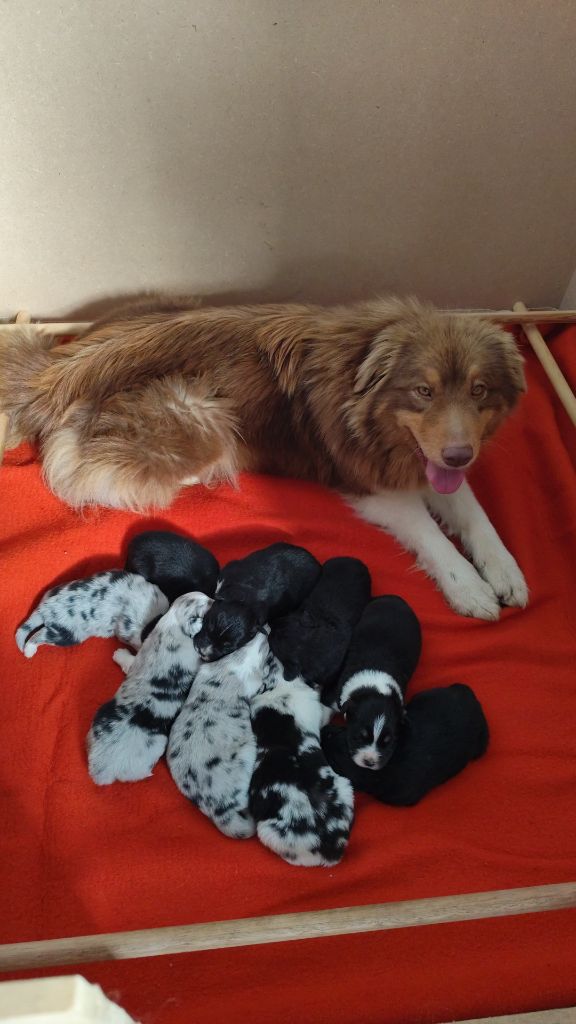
[167,630,278,839]
[87,592,211,785]
[194,542,321,662]
[16,570,169,658]
[249,678,354,867]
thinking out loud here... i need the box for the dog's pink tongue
[425,460,465,494]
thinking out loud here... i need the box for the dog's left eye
[415,385,433,399]
[471,382,487,399]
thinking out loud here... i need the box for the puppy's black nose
[441,445,473,468]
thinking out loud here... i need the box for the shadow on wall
[60,252,419,324]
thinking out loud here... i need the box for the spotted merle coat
[87,592,211,785]
[16,570,168,658]
[167,631,280,839]
[249,679,354,867]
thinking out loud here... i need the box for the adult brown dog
[0,296,527,620]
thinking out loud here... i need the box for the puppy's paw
[474,548,529,608]
[113,648,135,673]
[440,562,501,621]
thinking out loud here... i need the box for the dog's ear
[354,328,405,395]
[340,697,357,718]
[495,329,527,396]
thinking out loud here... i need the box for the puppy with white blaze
[167,631,278,839]
[249,680,354,867]
[16,570,168,658]
[328,596,422,771]
[87,592,211,785]
[322,684,490,806]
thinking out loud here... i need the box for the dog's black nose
[441,445,473,468]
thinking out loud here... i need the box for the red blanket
[2,326,576,1023]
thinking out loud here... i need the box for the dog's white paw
[440,562,501,620]
[474,547,529,608]
[113,648,135,673]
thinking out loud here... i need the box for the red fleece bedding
[1,326,576,1024]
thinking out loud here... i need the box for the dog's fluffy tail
[41,374,240,510]
[0,326,61,446]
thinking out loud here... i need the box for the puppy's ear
[354,327,405,395]
[242,606,260,638]
[340,697,356,717]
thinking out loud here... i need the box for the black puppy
[326,596,422,771]
[321,684,489,805]
[268,557,371,690]
[194,542,321,662]
[125,529,219,603]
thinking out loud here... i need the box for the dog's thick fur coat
[0,296,528,619]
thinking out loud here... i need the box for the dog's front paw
[440,562,501,621]
[474,547,529,608]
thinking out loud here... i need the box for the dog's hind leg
[41,375,240,511]
[425,481,528,608]
[15,612,44,653]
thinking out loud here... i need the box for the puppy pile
[16,529,489,867]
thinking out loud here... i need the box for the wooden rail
[1,882,574,973]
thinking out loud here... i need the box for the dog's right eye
[415,385,433,400]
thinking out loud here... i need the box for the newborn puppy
[16,571,168,658]
[167,630,278,839]
[194,542,321,662]
[87,592,211,785]
[125,529,220,603]
[249,679,354,867]
[268,557,371,690]
[327,596,422,771]
[322,684,489,805]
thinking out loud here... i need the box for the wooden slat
[0,308,576,337]
[514,302,576,427]
[0,882,574,974]
[442,1008,576,1024]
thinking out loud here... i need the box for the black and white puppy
[194,542,321,662]
[16,570,169,658]
[167,630,278,839]
[249,679,354,867]
[125,529,220,603]
[328,596,422,771]
[268,556,371,691]
[87,592,211,785]
[322,684,489,805]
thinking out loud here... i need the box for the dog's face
[354,310,526,494]
[193,600,258,661]
[342,692,403,770]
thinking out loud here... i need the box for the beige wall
[2,0,576,319]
